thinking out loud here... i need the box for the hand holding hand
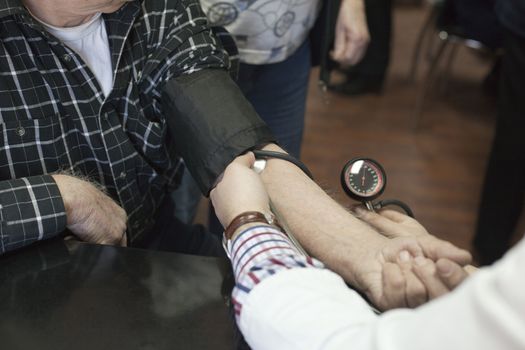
[411,257,472,299]
[210,152,271,228]
[53,174,127,246]
[353,208,474,306]
[331,0,370,65]
[354,235,473,310]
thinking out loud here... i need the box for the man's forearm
[259,144,384,286]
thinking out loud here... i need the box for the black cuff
[163,69,276,195]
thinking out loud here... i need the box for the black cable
[375,199,415,218]
[252,150,315,180]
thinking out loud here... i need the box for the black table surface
[0,239,236,350]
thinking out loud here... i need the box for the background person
[473,0,525,265]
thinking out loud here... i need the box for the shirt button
[63,54,71,62]
[15,126,25,136]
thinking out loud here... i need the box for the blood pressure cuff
[162,69,276,196]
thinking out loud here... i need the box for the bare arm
[258,144,471,309]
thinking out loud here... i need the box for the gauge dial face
[342,159,386,200]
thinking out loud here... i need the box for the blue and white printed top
[200,0,321,64]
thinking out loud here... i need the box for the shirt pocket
[0,115,75,180]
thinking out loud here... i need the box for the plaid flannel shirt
[0,0,264,254]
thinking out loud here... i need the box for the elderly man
[0,0,470,310]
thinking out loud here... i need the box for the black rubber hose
[375,199,415,218]
[252,150,315,180]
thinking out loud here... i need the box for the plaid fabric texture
[226,225,325,319]
[0,0,231,254]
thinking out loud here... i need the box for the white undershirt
[34,13,114,97]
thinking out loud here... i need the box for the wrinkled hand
[353,234,470,310]
[53,174,127,246]
[354,208,474,306]
[354,207,472,263]
[331,0,370,65]
[210,152,271,228]
[412,257,474,300]
[354,207,430,238]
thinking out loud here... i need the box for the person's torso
[200,0,321,64]
[0,0,227,241]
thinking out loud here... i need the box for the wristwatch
[222,211,280,258]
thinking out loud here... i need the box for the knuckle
[389,274,405,289]
[116,207,127,219]
[412,284,427,301]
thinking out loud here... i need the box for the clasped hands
[211,152,475,312]
[350,207,474,310]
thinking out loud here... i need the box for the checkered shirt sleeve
[226,225,325,320]
[0,175,66,254]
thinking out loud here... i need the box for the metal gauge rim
[340,158,387,201]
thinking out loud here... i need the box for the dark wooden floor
[196,4,524,255]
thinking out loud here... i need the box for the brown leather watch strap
[224,211,281,240]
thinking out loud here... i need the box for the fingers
[377,250,429,310]
[435,242,472,266]
[380,262,407,309]
[234,151,256,168]
[395,251,428,308]
[419,237,472,266]
[412,257,450,299]
[91,199,128,246]
[403,268,428,308]
[436,259,469,290]
[354,207,402,238]
[331,34,368,65]
[382,242,423,265]
[343,33,368,65]
[331,25,347,63]
[120,231,128,247]
[97,227,126,246]
[464,264,479,275]
[377,209,411,224]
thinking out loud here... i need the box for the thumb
[331,25,347,61]
[436,258,469,290]
[421,238,472,266]
[233,151,256,168]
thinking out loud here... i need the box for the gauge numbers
[341,158,386,201]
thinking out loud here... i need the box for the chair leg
[439,42,459,94]
[413,37,450,130]
[408,5,440,82]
